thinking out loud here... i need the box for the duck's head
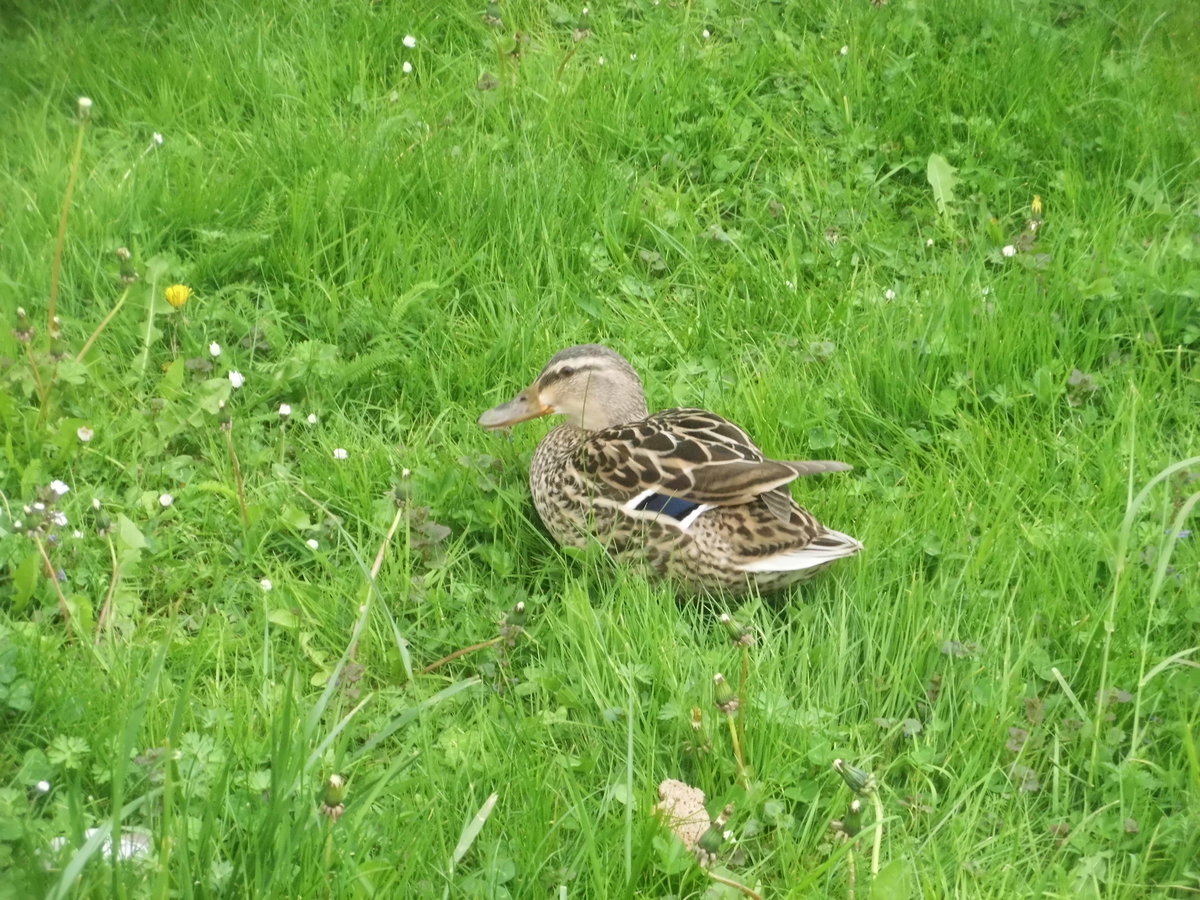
[478,344,650,432]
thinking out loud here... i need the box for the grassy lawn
[1,0,1198,896]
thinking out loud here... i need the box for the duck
[478,344,862,594]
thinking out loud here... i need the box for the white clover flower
[1002,244,1017,257]
[209,342,222,357]
[402,61,413,74]
[49,480,70,496]
[259,578,273,592]
[884,289,896,301]
[279,403,292,417]
[403,34,417,48]
[839,45,849,56]
[159,493,174,508]
[307,413,318,425]
[332,448,348,460]
[77,426,94,442]
[228,370,245,389]
[306,538,319,550]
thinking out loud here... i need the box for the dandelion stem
[846,843,857,900]
[49,109,88,330]
[223,425,250,528]
[76,285,132,362]
[869,789,884,877]
[419,636,504,674]
[725,713,748,788]
[95,535,120,644]
[34,535,73,640]
[707,872,763,900]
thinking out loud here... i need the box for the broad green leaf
[116,514,148,551]
[926,153,960,217]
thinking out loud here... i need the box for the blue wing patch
[634,492,702,522]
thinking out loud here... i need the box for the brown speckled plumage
[479,345,861,595]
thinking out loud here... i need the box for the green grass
[1,0,1198,896]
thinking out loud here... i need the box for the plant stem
[76,286,132,362]
[725,713,748,788]
[420,636,503,674]
[49,112,88,329]
[223,424,250,528]
[869,789,884,877]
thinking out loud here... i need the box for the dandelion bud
[77,96,93,119]
[719,613,754,646]
[319,774,347,821]
[833,759,876,795]
[13,307,34,343]
[843,798,863,836]
[712,673,739,715]
[116,247,138,283]
[504,601,527,628]
[164,284,192,309]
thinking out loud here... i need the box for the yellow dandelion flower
[1031,194,1043,216]
[164,284,192,309]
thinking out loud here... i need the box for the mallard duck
[478,344,861,594]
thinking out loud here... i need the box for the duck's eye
[559,366,575,377]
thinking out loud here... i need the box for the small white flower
[884,289,896,301]
[1001,244,1017,258]
[49,480,70,497]
[92,498,102,510]
[228,370,245,389]
[839,45,849,56]
[401,468,412,478]
[36,780,51,793]
[333,448,349,460]
[77,426,94,442]
[403,34,417,48]
[925,238,935,247]
[307,413,318,425]
[402,61,413,74]
[981,286,992,296]
[785,280,796,290]
[279,403,292,417]
[597,56,606,65]
[581,6,590,15]
[51,512,68,527]
[158,493,174,508]
[259,578,273,592]
[77,96,93,115]
[209,342,222,357]
[32,502,45,512]
[13,521,23,530]
[152,132,164,145]
[306,538,319,550]
[702,29,711,39]
[72,530,84,539]
[630,53,637,61]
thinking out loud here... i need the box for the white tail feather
[735,528,863,573]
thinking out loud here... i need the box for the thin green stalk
[48,101,89,329]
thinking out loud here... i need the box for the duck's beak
[478,384,552,429]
